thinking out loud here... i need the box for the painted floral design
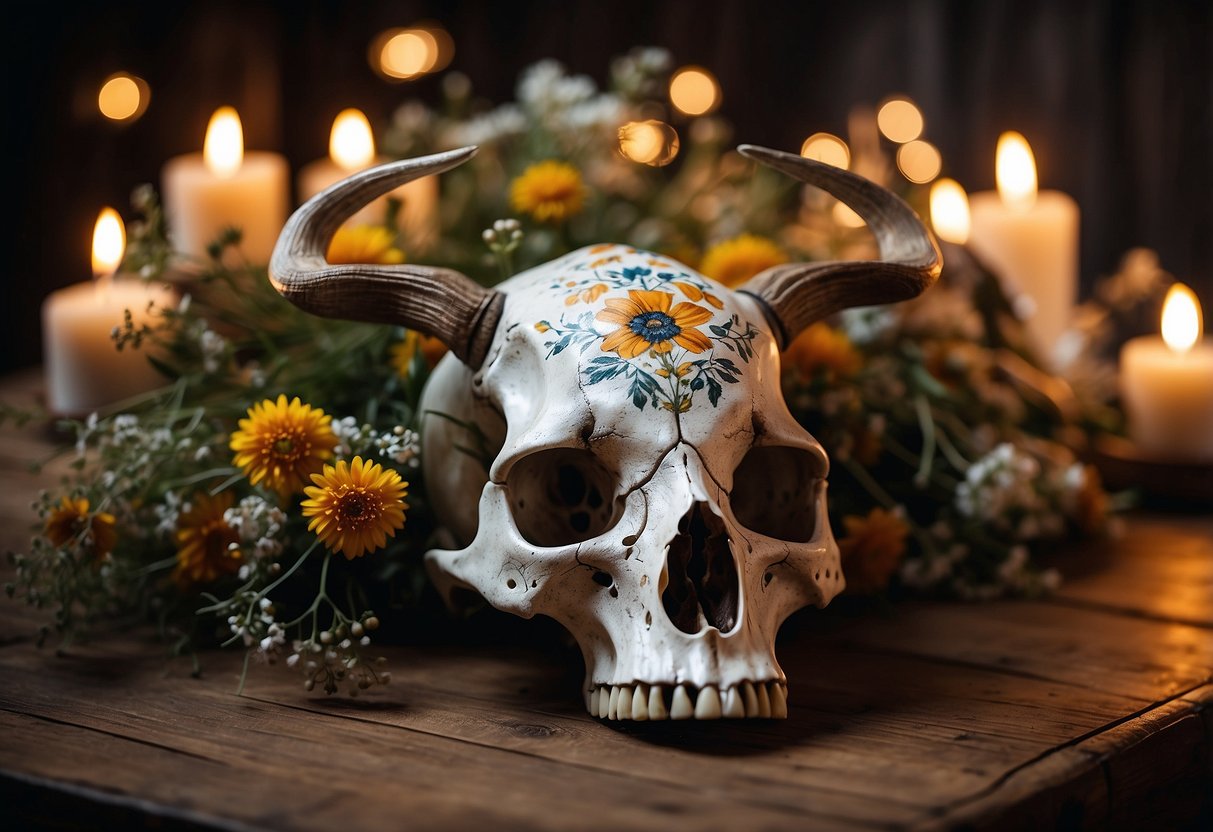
[597,290,712,358]
[535,246,760,414]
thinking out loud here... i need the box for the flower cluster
[6,46,1131,699]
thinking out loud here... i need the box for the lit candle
[42,209,175,416]
[968,132,1079,362]
[1120,284,1213,460]
[162,107,289,264]
[297,108,437,247]
[929,178,971,245]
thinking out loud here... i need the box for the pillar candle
[968,132,1079,364]
[42,209,175,416]
[1120,284,1213,460]
[296,109,438,249]
[162,107,289,264]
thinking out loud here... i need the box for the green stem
[914,395,935,488]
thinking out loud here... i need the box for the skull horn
[269,146,504,368]
[736,144,941,348]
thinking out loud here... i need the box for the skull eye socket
[506,448,620,547]
[730,446,824,542]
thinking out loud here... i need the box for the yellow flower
[389,330,448,378]
[302,457,408,559]
[174,491,241,586]
[699,234,788,287]
[839,508,910,594]
[596,290,714,359]
[231,395,337,498]
[326,225,405,265]
[783,322,862,381]
[44,497,117,559]
[510,160,587,223]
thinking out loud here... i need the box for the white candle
[162,107,289,264]
[297,108,438,248]
[968,132,1079,364]
[1120,283,1213,460]
[42,209,175,416]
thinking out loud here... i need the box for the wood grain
[0,369,1210,830]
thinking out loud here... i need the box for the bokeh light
[799,133,850,169]
[372,24,453,81]
[876,97,924,143]
[98,72,149,123]
[669,66,721,117]
[832,201,866,228]
[896,139,942,183]
[618,120,680,166]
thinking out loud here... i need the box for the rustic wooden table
[0,371,1210,831]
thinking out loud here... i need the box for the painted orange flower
[596,290,714,359]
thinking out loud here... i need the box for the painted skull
[270,145,940,721]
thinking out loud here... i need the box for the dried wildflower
[44,497,117,560]
[230,395,337,498]
[699,234,787,287]
[326,225,405,265]
[302,457,408,559]
[839,508,910,594]
[510,160,587,223]
[174,491,242,586]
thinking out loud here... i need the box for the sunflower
[595,290,714,359]
[326,225,405,265]
[44,497,117,559]
[699,234,788,287]
[174,491,242,586]
[302,457,408,559]
[510,160,587,223]
[838,507,910,594]
[783,322,862,381]
[230,395,337,498]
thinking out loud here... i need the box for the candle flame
[1161,283,1202,353]
[92,207,125,280]
[929,178,971,245]
[204,106,244,178]
[800,133,850,169]
[669,67,721,117]
[995,131,1037,212]
[330,109,376,170]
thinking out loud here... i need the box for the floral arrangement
[7,48,1147,694]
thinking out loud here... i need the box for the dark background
[6,0,1211,375]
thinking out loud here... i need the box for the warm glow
[832,201,866,229]
[92,207,126,279]
[329,109,376,170]
[929,178,971,245]
[1161,283,1203,353]
[618,120,680,166]
[98,72,149,122]
[204,106,244,178]
[669,66,721,116]
[876,97,924,143]
[800,133,850,169]
[995,131,1037,212]
[375,24,454,80]
[896,139,942,184]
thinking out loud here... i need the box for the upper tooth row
[585,681,787,720]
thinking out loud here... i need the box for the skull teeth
[586,681,788,720]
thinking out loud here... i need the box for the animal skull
[270,145,940,720]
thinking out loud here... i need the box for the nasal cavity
[660,503,739,635]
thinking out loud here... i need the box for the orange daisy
[595,290,714,359]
